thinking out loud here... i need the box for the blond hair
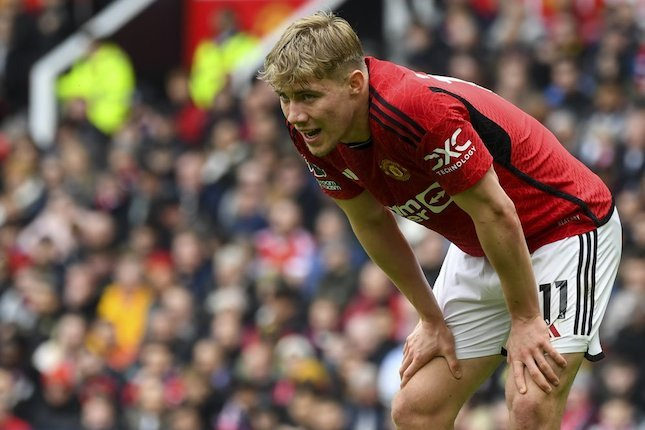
[259,11,365,90]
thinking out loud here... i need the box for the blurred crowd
[0,0,644,429]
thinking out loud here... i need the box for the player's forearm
[348,207,444,324]
[474,207,541,321]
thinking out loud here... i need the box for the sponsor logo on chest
[388,182,453,222]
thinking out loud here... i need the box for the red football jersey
[290,57,614,256]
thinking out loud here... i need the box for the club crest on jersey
[379,159,410,181]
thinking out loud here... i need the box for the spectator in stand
[189,8,259,110]
[344,310,397,366]
[310,241,360,308]
[163,67,209,147]
[342,261,399,327]
[61,262,100,319]
[0,133,45,226]
[31,313,86,382]
[189,338,231,420]
[544,109,580,156]
[400,20,450,75]
[492,49,542,116]
[56,130,97,207]
[27,364,82,430]
[0,265,60,351]
[589,397,644,430]
[75,346,123,411]
[441,6,487,65]
[344,361,389,429]
[216,159,269,238]
[0,367,31,430]
[96,252,153,370]
[0,326,37,414]
[253,198,316,288]
[171,229,215,304]
[168,404,204,430]
[245,106,291,159]
[613,103,645,193]
[123,375,169,430]
[202,118,248,207]
[270,156,323,231]
[600,254,645,346]
[150,286,199,363]
[137,111,183,185]
[248,404,282,430]
[208,307,245,363]
[124,341,184,409]
[57,38,135,136]
[486,1,544,51]
[306,296,342,352]
[173,150,219,230]
[211,241,253,294]
[79,393,120,430]
[544,57,592,118]
[412,229,447,286]
[179,366,219,427]
[309,396,347,430]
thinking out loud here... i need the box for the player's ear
[347,69,365,95]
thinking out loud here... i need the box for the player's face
[278,74,364,157]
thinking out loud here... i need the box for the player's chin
[307,141,335,157]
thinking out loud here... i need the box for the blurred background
[0,0,643,429]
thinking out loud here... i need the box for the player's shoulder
[367,57,430,105]
[366,57,468,130]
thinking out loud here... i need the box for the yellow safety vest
[57,43,135,134]
[189,32,260,109]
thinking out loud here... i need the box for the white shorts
[433,209,622,361]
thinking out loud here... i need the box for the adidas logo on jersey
[342,169,359,180]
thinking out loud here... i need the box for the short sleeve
[417,94,493,196]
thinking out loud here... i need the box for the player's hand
[399,319,462,388]
[506,315,568,395]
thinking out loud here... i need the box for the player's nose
[286,102,308,125]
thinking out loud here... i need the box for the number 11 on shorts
[539,280,567,336]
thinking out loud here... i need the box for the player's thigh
[393,354,503,419]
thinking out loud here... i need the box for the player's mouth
[300,128,322,144]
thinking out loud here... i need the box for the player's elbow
[475,196,519,226]
[349,205,393,230]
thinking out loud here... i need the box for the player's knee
[391,386,453,430]
[507,390,552,424]
[390,389,412,428]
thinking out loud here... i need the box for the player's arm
[451,166,568,394]
[334,190,440,321]
[334,190,461,385]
